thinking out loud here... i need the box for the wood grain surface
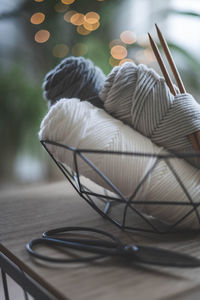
[1,180,200,300]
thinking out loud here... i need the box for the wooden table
[1,180,200,300]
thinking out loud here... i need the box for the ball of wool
[43,56,106,107]
[99,62,200,168]
[39,98,200,229]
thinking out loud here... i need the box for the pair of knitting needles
[148,24,200,155]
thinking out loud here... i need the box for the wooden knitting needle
[155,23,186,94]
[154,25,200,155]
[148,33,177,96]
[148,30,200,157]
[154,25,200,156]
[190,131,200,154]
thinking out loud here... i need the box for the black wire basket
[41,140,200,234]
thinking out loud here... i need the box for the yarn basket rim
[40,139,200,235]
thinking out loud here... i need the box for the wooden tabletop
[1,180,200,300]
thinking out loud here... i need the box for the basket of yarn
[40,57,200,234]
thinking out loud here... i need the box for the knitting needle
[189,134,200,157]
[191,132,200,153]
[155,23,186,94]
[148,31,200,157]
[154,25,200,156]
[148,33,177,96]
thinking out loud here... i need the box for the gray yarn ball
[43,56,106,107]
[100,62,200,168]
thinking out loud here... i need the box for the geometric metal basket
[41,140,200,234]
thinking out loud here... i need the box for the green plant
[0,64,46,179]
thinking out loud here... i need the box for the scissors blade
[124,245,200,267]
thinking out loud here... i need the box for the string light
[53,44,69,58]
[72,43,88,56]
[70,13,84,25]
[64,10,77,22]
[111,45,127,60]
[120,31,136,45]
[61,0,75,4]
[77,25,91,35]
[83,21,100,31]
[34,30,50,43]
[30,12,45,25]
[84,12,100,24]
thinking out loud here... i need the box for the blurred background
[1,0,200,189]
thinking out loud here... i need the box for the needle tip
[148,32,153,42]
[155,23,160,33]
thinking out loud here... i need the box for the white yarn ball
[39,98,200,229]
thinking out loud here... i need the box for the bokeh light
[34,30,50,43]
[72,43,88,56]
[120,31,136,44]
[64,10,77,22]
[54,3,68,13]
[83,21,100,31]
[30,12,45,25]
[84,12,100,24]
[70,13,85,25]
[34,0,44,2]
[144,48,156,63]
[119,58,134,66]
[109,39,124,49]
[111,45,127,60]
[53,44,69,58]
[109,56,120,67]
[135,50,147,64]
[61,0,75,4]
[135,48,155,64]
[77,25,91,35]
[137,34,148,47]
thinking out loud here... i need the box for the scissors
[26,227,200,267]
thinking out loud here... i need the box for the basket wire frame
[41,140,200,234]
[1,269,30,300]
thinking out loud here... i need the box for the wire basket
[41,140,200,234]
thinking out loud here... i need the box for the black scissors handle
[27,227,123,263]
[26,227,200,267]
